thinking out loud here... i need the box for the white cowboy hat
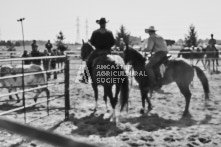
[145,26,157,33]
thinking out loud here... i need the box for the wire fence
[0,55,70,124]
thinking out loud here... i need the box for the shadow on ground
[70,112,124,137]
[66,111,213,138]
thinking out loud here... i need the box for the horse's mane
[128,47,146,64]
[80,42,94,61]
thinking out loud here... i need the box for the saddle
[91,51,111,68]
[153,54,172,82]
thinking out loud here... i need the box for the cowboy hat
[145,26,157,33]
[96,17,109,24]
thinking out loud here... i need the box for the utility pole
[76,17,80,44]
[17,18,25,51]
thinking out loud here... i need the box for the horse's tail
[193,65,210,99]
[120,73,129,111]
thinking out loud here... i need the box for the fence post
[21,60,27,123]
[64,55,70,120]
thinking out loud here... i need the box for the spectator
[43,49,51,80]
[51,49,58,79]
[21,50,31,65]
[30,44,41,65]
[45,40,53,53]
[119,38,126,51]
[31,40,37,50]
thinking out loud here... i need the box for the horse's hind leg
[33,88,50,103]
[8,89,13,100]
[92,83,98,111]
[8,89,21,103]
[43,88,50,100]
[177,82,191,117]
[114,84,121,107]
[15,93,20,103]
[213,60,215,72]
[140,88,152,114]
[105,86,118,122]
[103,94,109,112]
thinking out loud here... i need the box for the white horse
[0,64,50,103]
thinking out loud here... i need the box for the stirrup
[79,78,88,84]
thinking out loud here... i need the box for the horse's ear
[124,43,129,51]
[82,39,84,44]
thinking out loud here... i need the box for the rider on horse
[209,34,219,58]
[80,17,115,83]
[209,34,216,49]
[143,26,168,90]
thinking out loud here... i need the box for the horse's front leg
[103,94,109,112]
[145,93,153,113]
[92,83,98,112]
[140,89,148,114]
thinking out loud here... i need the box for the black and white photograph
[0,0,221,146]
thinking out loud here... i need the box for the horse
[81,41,129,122]
[56,49,65,73]
[177,47,206,67]
[124,46,210,117]
[0,64,50,103]
[203,45,219,72]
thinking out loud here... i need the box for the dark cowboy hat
[96,17,109,24]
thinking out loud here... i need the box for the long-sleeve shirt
[144,34,168,53]
[90,28,115,50]
[208,38,216,47]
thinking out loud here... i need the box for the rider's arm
[90,31,96,47]
[109,32,115,48]
[143,37,154,52]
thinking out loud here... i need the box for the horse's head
[80,40,94,61]
[123,45,146,65]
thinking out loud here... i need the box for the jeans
[145,51,168,86]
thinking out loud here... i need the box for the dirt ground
[0,61,221,147]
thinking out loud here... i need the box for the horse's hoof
[94,112,99,117]
[182,112,191,118]
[140,109,145,114]
[148,106,153,111]
[34,98,37,103]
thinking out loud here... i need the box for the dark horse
[177,48,206,67]
[81,41,129,122]
[204,45,219,72]
[124,46,210,117]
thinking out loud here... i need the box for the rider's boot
[146,68,161,90]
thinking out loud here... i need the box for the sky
[0,0,221,43]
